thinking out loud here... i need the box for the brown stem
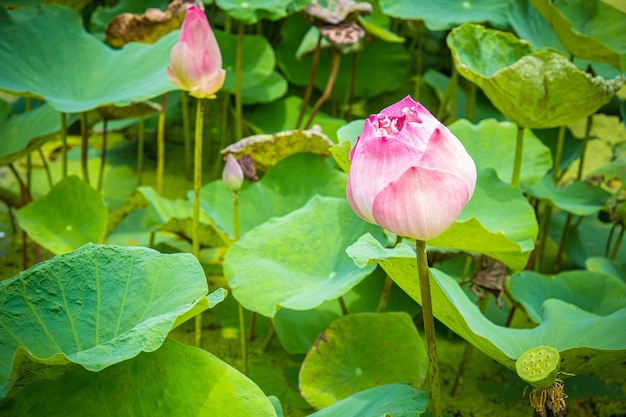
[296,32,323,129]
[303,49,342,130]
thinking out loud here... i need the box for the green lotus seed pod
[515,345,560,388]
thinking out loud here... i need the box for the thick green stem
[97,119,108,192]
[511,125,524,188]
[304,50,342,129]
[552,126,566,182]
[60,112,68,179]
[181,91,192,181]
[193,98,205,348]
[416,240,442,417]
[234,23,244,140]
[296,32,322,129]
[156,93,168,194]
[232,190,249,374]
[79,112,90,185]
[436,67,457,122]
[137,117,145,186]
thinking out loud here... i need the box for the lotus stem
[436,67,457,122]
[413,21,424,102]
[296,31,322,129]
[511,125,524,188]
[553,212,574,273]
[8,163,29,270]
[38,148,53,190]
[346,52,358,122]
[376,275,394,313]
[80,111,90,185]
[577,115,593,181]
[234,22,244,141]
[416,239,442,417]
[304,49,342,129]
[213,92,232,180]
[535,203,553,272]
[552,126,566,182]
[60,112,68,179]
[24,98,32,193]
[232,190,249,374]
[137,117,145,186]
[609,223,624,260]
[193,98,205,348]
[181,91,192,181]
[465,81,476,123]
[338,296,349,315]
[97,119,108,192]
[156,93,168,194]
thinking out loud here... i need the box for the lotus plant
[346,96,477,417]
[168,5,225,346]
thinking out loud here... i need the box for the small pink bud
[222,154,244,192]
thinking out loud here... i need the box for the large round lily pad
[447,23,623,128]
[379,0,508,31]
[0,243,224,400]
[223,196,382,317]
[299,312,427,409]
[0,338,275,417]
[16,176,108,255]
[0,4,178,112]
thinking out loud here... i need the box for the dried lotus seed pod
[515,345,560,388]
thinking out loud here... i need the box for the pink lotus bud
[167,6,226,99]
[346,96,477,241]
[223,154,244,192]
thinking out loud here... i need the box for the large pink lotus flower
[167,6,226,99]
[346,96,477,241]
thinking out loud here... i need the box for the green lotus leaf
[216,30,284,104]
[223,196,382,317]
[0,243,225,400]
[347,234,626,375]
[450,118,552,188]
[508,270,626,323]
[216,0,309,24]
[429,169,538,271]
[240,71,288,104]
[299,312,427,409]
[97,101,161,121]
[16,176,107,254]
[0,103,77,166]
[199,153,346,238]
[307,383,429,417]
[220,127,334,172]
[447,24,624,128]
[138,186,231,248]
[0,338,274,416]
[531,0,626,71]
[526,176,612,216]
[274,270,419,354]
[379,0,508,31]
[0,4,179,113]
[585,257,626,283]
